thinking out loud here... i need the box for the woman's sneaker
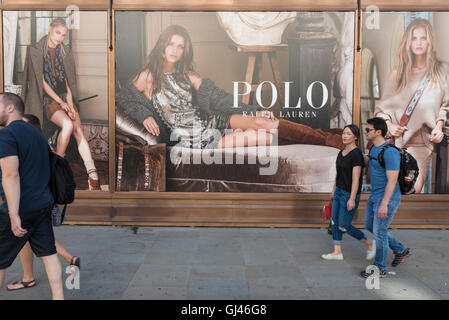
[392,248,411,267]
[366,239,376,260]
[321,253,344,261]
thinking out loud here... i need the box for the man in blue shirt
[361,117,410,278]
[0,93,63,299]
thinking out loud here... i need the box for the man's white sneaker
[321,253,344,261]
[366,239,376,260]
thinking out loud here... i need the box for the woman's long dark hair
[142,25,195,94]
[343,124,361,146]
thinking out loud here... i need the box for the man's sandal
[7,279,36,291]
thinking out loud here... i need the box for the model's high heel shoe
[87,169,101,190]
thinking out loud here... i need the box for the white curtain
[3,11,19,86]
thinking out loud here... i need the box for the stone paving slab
[0,226,448,300]
[187,278,250,300]
[129,264,191,287]
[246,265,311,299]
[195,242,245,266]
[122,285,188,300]
[144,248,198,266]
[242,239,297,267]
[309,285,378,300]
[187,266,249,299]
[372,277,444,300]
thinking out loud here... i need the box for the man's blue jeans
[331,188,366,245]
[364,196,407,271]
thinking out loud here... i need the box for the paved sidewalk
[0,226,448,300]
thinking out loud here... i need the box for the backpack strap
[368,146,377,161]
[378,144,400,169]
[369,143,396,168]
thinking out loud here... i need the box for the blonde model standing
[375,18,448,193]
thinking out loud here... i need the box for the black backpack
[369,144,419,195]
[48,147,76,218]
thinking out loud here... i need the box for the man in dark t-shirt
[0,93,63,299]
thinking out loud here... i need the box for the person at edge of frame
[4,113,80,292]
[0,93,64,300]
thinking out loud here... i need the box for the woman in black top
[321,125,375,261]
